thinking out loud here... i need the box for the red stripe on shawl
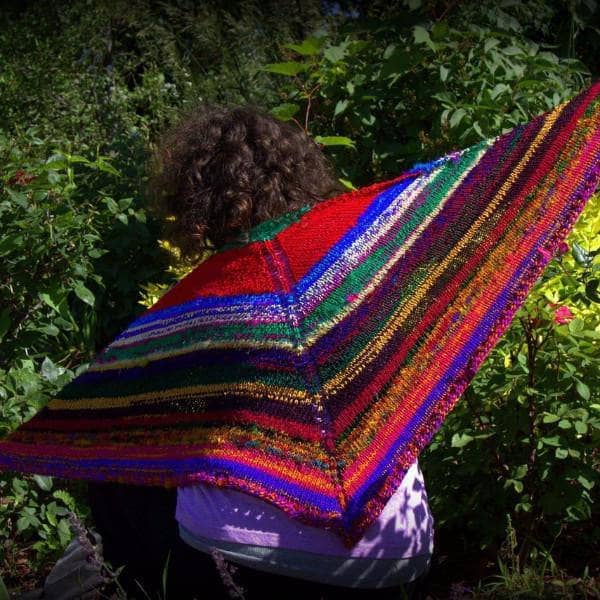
[277,173,419,282]
[146,244,273,312]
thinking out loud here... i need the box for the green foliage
[338,0,600,73]
[0,129,170,367]
[264,7,592,187]
[0,443,90,583]
[0,0,327,152]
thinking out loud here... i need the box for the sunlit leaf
[262,62,309,76]
[270,103,300,121]
[73,282,95,307]
[314,135,356,148]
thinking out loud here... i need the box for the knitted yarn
[1,82,599,547]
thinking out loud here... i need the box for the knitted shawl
[1,82,599,547]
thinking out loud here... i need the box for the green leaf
[489,83,510,100]
[572,241,592,267]
[118,198,133,211]
[451,432,474,448]
[584,278,600,303]
[542,413,560,424]
[313,136,356,148]
[334,99,349,117]
[484,38,501,53]
[568,318,584,334]
[102,197,119,214]
[339,178,357,191]
[541,436,560,446]
[502,46,524,56]
[270,103,300,121]
[514,465,528,479]
[57,518,72,546]
[262,62,309,76]
[45,153,68,169]
[39,323,60,336]
[555,447,569,459]
[381,49,414,78]
[46,170,62,185]
[283,36,324,56]
[33,474,53,491]
[88,248,109,259]
[0,233,24,256]
[517,352,529,373]
[73,282,95,307]
[96,158,122,177]
[39,287,71,320]
[450,108,467,128]
[431,21,448,41]
[41,357,65,382]
[473,121,485,138]
[45,501,58,526]
[575,380,590,401]
[53,489,77,510]
[5,187,29,208]
[577,475,594,490]
[17,512,40,532]
[413,26,436,51]
[440,65,449,82]
[323,42,349,63]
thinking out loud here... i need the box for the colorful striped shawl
[1,82,599,547]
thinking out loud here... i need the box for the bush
[0,129,171,590]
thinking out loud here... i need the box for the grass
[430,516,600,600]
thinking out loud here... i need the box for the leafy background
[1,0,599,597]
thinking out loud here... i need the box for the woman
[88,104,434,599]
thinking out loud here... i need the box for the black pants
[87,482,427,599]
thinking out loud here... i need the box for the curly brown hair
[148,103,344,261]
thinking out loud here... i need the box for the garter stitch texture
[1,82,599,547]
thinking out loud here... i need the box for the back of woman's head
[149,104,343,261]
